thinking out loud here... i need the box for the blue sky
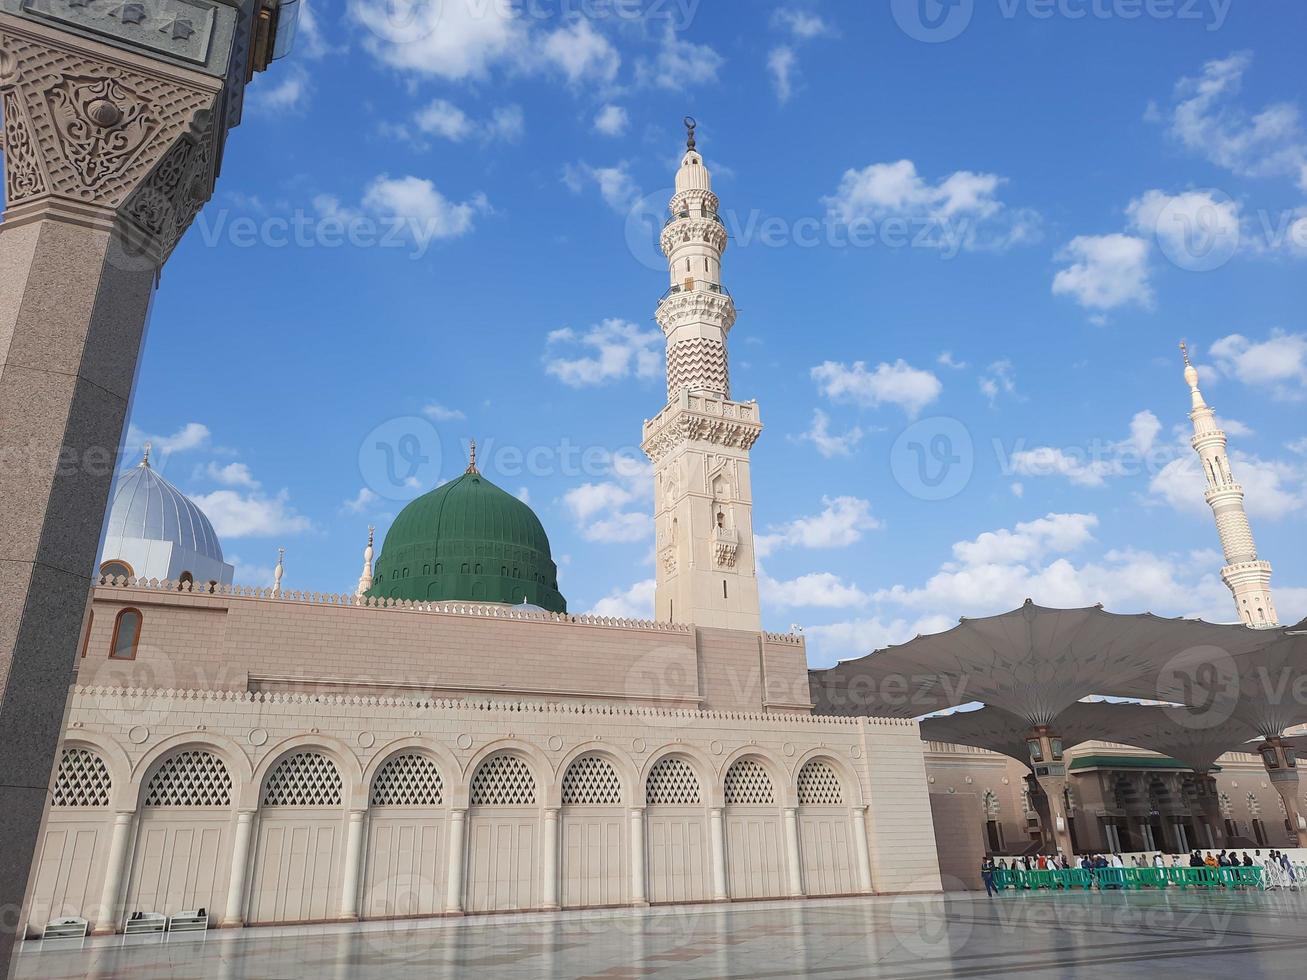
[91,0,1307,666]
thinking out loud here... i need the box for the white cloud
[762,571,868,609]
[540,19,620,85]
[823,159,1040,252]
[755,496,880,557]
[1052,233,1153,311]
[772,9,835,39]
[796,409,863,458]
[191,488,312,538]
[1010,482,1025,498]
[342,487,379,514]
[593,104,629,137]
[637,25,724,90]
[979,359,1017,407]
[229,555,277,589]
[1162,52,1307,191]
[423,403,466,421]
[1008,447,1124,488]
[811,359,942,417]
[804,614,952,666]
[1209,330,1307,399]
[767,46,797,104]
[1128,410,1163,456]
[1127,188,1241,263]
[950,513,1098,566]
[937,351,968,370]
[1149,453,1304,520]
[562,161,641,214]
[126,421,211,456]
[414,99,474,141]
[545,319,662,387]
[247,64,311,114]
[561,450,652,545]
[202,461,258,488]
[361,175,488,242]
[589,578,656,619]
[351,0,527,81]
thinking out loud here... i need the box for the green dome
[367,468,566,612]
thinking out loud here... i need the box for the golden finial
[466,439,479,475]
[141,441,152,467]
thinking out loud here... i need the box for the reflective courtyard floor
[15,889,1307,979]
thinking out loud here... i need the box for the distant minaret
[1181,343,1278,628]
[273,547,285,597]
[355,526,375,597]
[642,119,762,630]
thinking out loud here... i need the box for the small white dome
[100,452,233,585]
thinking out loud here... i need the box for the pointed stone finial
[466,439,479,475]
[273,547,285,596]
[684,115,697,151]
[1180,340,1204,405]
[141,441,152,468]
[356,526,375,598]
[1180,340,1192,367]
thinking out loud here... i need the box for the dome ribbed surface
[368,471,566,612]
[104,460,225,565]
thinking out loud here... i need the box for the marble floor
[14,889,1307,979]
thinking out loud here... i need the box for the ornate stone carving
[666,337,729,399]
[45,74,160,185]
[655,289,736,335]
[1,89,47,199]
[120,106,212,261]
[659,545,677,575]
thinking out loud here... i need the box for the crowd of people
[980,849,1302,896]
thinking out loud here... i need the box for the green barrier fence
[990,865,1264,892]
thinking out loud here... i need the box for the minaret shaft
[1181,344,1278,628]
[642,122,762,631]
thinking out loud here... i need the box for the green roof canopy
[367,468,566,612]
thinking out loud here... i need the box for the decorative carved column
[628,806,647,906]
[1191,771,1226,850]
[1259,737,1307,847]
[1024,728,1075,858]
[445,807,466,914]
[221,808,256,927]
[782,806,803,897]
[708,806,728,901]
[0,3,290,969]
[850,804,873,893]
[92,809,136,934]
[338,809,367,919]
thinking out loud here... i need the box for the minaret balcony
[659,280,731,304]
[665,210,725,227]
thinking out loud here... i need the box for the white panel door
[25,819,107,933]
[561,810,628,908]
[646,810,708,904]
[725,809,787,899]
[124,812,230,918]
[363,814,447,919]
[248,813,342,923]
[799,811,856,896]
[466,811,539,913]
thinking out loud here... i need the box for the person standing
[982,856,998,898]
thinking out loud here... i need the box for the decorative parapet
[654,287,736,335]
[762,630,805,646]
[641,390,762,463]
[92,575,692,633]
[70,683,905,726]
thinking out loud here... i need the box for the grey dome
[99,450,233,585]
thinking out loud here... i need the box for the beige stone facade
[22,580,942,936]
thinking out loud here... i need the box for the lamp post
[0,0,295,967]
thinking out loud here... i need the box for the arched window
[109,608,143,660]
[562,755,621,805]
[144,750,232,807]
[724,758,775,805]
[262,752,343,807]
[470,754,536,806]
[646,756,701,805]
[797,760,845,806]
[99,560,132,582]
[52,747,112,808]
[371,754,444,806]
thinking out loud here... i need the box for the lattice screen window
[797,760,844,806]
[470,754,536,806]
[562,755,621,805]
[982,789,1000,818]
[1247,793,1261,817]
[646,756,701,805]
[724,759,775,805]
[262,752,343,807]
[144,750,232,807]
[52,747,112,808]
[371,754,444,806]
[1219,792,1233,817]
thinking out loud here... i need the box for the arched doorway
[248,751,346,923]
[796,759,856,896]
[363,753,448,919]
[560,754,627,907]
[644,755,709,904]
[465,753,539,912]
[723,757,786,899]
[124,749,234,919]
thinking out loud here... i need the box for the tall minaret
[642,119,763,631]
[355,526,375,598]
[1181,343,1278,628]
